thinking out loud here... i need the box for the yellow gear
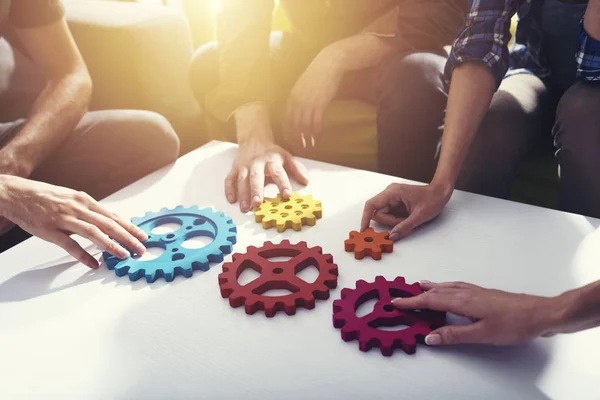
[254,192,322,232]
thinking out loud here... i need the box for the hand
[225,139,309,212]
[285,46,345,143]
[361,183,453,241]
[0,147,34,179]
[391,281,563,346]
[0,176,148,269]
[0,216,14,236]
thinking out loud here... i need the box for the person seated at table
[0,0,181,267]
[189,0,468,213]
[361,0,600,243]
[391,279,600,346]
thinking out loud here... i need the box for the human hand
[361,183,453,241]
[225,138,309,212]
[285,46,345,144]
[392,281,563,346]
[0,176,148,269]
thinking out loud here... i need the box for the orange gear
[254,192,322,232]
[344,227,393,260]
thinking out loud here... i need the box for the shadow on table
[434,341,552,399]
[0,252,169,302]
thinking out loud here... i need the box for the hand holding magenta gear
[333,276,446,356]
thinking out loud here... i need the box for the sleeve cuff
[576,20,600,81]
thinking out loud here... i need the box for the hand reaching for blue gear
[102,206,237,283]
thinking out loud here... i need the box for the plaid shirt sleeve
[576,20,600,82]
[444,0,521,89]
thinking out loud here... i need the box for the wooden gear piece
[332,276,446,356]
[218,240,338,317]
[254,193,322,232]
[344,227,393,260]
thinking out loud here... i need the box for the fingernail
[425,334,442,346]
[227,194,234,203]
[419,280,431,284]
[118,248,130,259]
[88,259,99,269]
[241,201,248,211]
[137,229,148,241]
[253,196,261,205]
[282,189,291,198]
[390,233,400,241]
[391,298,400,305]
[310,136,315,147]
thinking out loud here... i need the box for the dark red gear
[344,227,393,260]
[218,240,338,317]
[332,276,446,356]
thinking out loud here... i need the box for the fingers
[425,323,487,346]
[50,233,98,269]
[284,154,310,186]
[419,281,477,291]
[373,208,404,228]
[391,289,474,317]
[224,167,238,204]
[266,160,292,199]
[312,105,325,141]
[389,213,423,241]
[361,191,393,231]
[80,210,146,256]
[86,201,148,244]
[237,167,251,212]
[249,161,266,208]
[66,218,131,261]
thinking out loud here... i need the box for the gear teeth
[355,279,369,289]
[332,276,445,356]
[393,276,406,285]
[219,241,337,317]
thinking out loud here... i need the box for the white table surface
[1,140,599,400]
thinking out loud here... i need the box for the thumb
[424,324,486,346]
[389,213,422,241]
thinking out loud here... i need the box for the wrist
[430,175,455,199]
[318,43,347,76]
[543,291,582,335]
[234,102,275,146]
[0,147,34,178]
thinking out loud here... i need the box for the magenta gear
[332,276,446,356]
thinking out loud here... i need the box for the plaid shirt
[444,0,600,89]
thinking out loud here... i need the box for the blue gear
[102,205,237,283]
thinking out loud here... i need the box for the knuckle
[83,224,99,237]
[74,191,90,204]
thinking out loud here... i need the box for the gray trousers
[0,110,180,251]
[377,51,600,219]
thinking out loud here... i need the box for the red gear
[332,276,446,356]
[344,228,393,260]
[218,240,338,317]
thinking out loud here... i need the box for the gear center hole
[273,267,284,274]
[364,237,374,243]
[383,304,394,312]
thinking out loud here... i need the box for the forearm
[552,280,600,335]
[321,33,399,74]
[431,62,496,190]
[0,72,91,174]
[585,0,600,40]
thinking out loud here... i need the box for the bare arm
[0,18,92,177]
[431,62,496,190]
[584,0,600,39]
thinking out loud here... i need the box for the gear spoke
[219,240,337,317]
[333,276,447,356]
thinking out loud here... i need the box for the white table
[1,141,599,400]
